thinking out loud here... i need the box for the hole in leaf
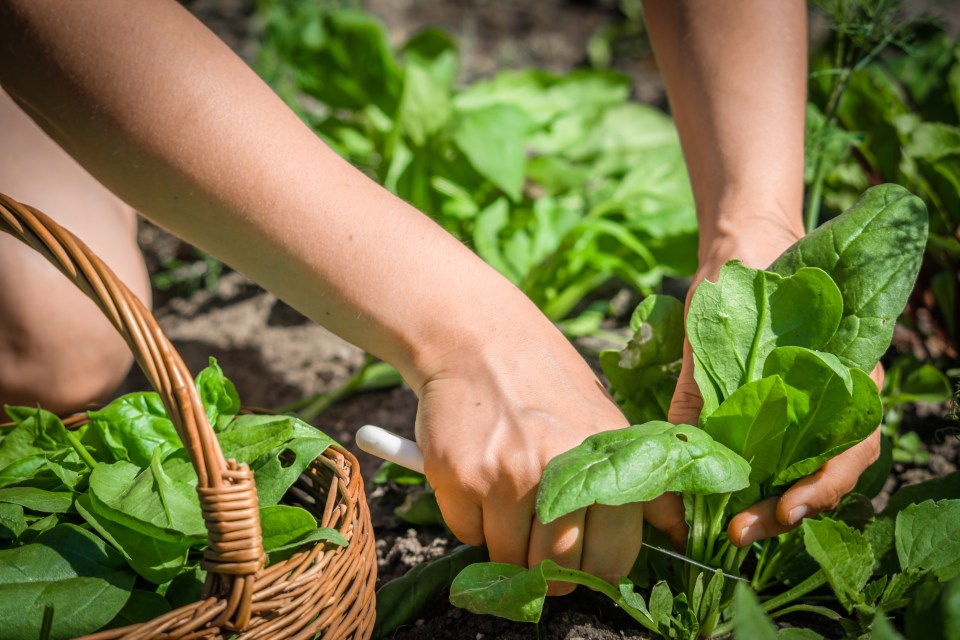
[675,433,688,442]
[279,449,298,468]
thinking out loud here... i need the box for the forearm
[0,0,530,390]
[643,0,808,255]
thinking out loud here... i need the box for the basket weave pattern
[0,193,376,639]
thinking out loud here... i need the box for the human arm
[0,0,642,587]
[642,0,882,546]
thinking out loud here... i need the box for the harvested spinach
[0,359,344,639]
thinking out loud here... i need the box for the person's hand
[413,302,644,595]
[651,216,883,548]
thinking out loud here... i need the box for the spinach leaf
[600,294,683,423]
[259,505,319,551]
[536,421,750,523]
[450,562,546,623]
[88,452,205,542]
[75,494,190,585]
[105,589,172,630]
[374,545,488,638]
[0,408,74,472]
[194,357,241,428]
[87,393,180,466]
[763,347,881,485]
[733,583,779,640]
[769,184,928,372]
[0,524,134,640]
[702,375,789,484]
[0,487,74,513]
[688,262,843,418]
[0,502,27,540]
[249,433,335,507]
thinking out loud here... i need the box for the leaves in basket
[87,450,206,542]
[88,392,181,466]
[0,524,135,640]
[75,493,191,585]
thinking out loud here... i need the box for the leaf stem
[543,565,659,634]
[761,569,828,614]
[64,429,98,470]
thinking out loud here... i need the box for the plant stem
[751,539,773,591]
[761,569,829,614]
[64,429,98,470]
[545,565,659,634]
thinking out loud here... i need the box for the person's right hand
[413,299,645,595]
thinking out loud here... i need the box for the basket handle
[0,192,265,628]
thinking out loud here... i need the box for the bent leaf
[769,184,928,372]
[688,263,843,418]
[764,347,881,485]
[536,421,750,523]
[702,375,789,484]
[0,524,134,640]
[450,562,547,623]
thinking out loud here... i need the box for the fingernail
[787,505,809,525]
[738,523,766,546]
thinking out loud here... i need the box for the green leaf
[802,518,874,611]
[0,524,134,639]
[265,526,347,564]
[648,581,673,632]
[600,295,683,424]
[249,436,334,507]
[0,487,74,513]
[0,407,74,472]
[688,262,843,418]
[778,629,825,640]
[217,415,297,464]
[0,502,26,539]
[905,576,960,640]
[372,461,425,486]
[87,392,181,466]
[395,487,446,527]
[855,434,893,499]
[764,347,881,485]
[702,376,789,484]
[75,493,190,585]
[883,471,960,516]
[105,589,171,630]
[194,358,241,427]
[769,184,929,372]
[375,545,488,637]
[449,562,547,623]
[397,52,453,146]
[453,104,529,201]
[734,583,778,640]
[623,295,685,367]
[259,505,318,551]
[88,453,205,542]
[870,612,906,640]
[895,499,960,581]
[599,350,676,424]
[536,421,750,523]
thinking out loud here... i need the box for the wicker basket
[0,192,377,640]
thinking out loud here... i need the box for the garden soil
[107,2,960,638]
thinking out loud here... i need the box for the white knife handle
[356,424,425,474]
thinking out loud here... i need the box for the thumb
[667,340,702,427]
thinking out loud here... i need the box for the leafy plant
[450,184,939,638]
[254,1,699,326]
[0,359,345,639]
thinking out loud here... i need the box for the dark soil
[111,2,960,639]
